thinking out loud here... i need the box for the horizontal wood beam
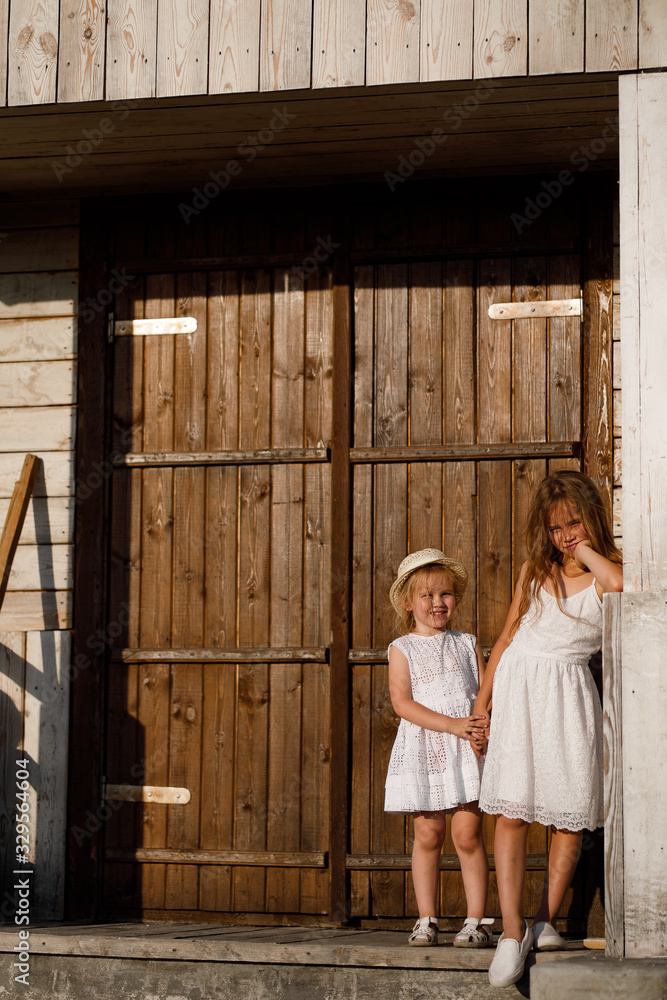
[106,849,327,867]
[112,647,328,663]
[113,448,330,467]
[350,241,580,263]
[347,853,548,870]
[349,442,580,463]
[349,646,493,662]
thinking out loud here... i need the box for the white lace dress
[384,630,483,813]
[478,581,604,831]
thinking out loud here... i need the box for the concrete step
[0,923,595,1000]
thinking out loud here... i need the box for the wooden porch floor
[0,921,593,971]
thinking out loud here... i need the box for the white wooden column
[618,71,667,959]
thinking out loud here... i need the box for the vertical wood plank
[639,0,667,68]
[372,263,408,916]
[8,0,59,105]
[409,263,443,551]
[513,257,547,444]
[165,663,202,909]
[209,0,260,94]
[528,0,584,75]
[583,176,613,506]
[586,0,638,72]
[367,0,420,86]
[0,0,9,105]
[420,0,473,81]
[106,0,158,100]
[135,661,169,909]
[474,0,527,78]
[312,0,365,88]
[23,631,70,918]
[548,255,581,444]
[603,591,623,957]
[199,663,235,911]
[260,0,312,92]
[300,661,329,913]
[329,228,352,922]
[156,0,208,97]
[0,632,25,897]
[104,661,140,910]
[57,0,105,102]
[234,268,271,911]
[443,259,476,636]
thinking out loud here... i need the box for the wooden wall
[1,0,666,107]
[0,199,78,918]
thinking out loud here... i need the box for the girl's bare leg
[533,828,583,925]
[494,815,530,941]
[450,802,489,918]
[412,812,447,917]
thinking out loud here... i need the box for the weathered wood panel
[0,228,79,274]
[367,0,420,86]
[209,0,260,94]
[603,592,623,958]
[474,0,527,78]
[529,0,584,75]
[639,0,667,67]
[0,359,76,406]
[421,0,473,81]
[2,406,76,451]
[156,0,208,97]
[0,317,76,362]
[312,0,365,88]
[57,0,106,102]
[260,0,312,92]
[6,542,72,590]
[0,497,74,544]
[620,594,667,957]
[0,452,74,499]
[0,589,70,629]
[106,0,157,99]
[586,0,638,72]
[8,0,59,105]
[22,630,70,918]
[0,271,77,318]
[0,632,25,894]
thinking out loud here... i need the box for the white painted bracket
[105,783,191,804]
[488,297,583,319]
[108,313,198,341]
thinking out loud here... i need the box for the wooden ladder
[0,454,39,613]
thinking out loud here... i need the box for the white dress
[479,581,604,831]
[384,630,483,813]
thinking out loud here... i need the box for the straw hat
[389,548,468,612]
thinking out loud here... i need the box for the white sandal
[453,916,494,948]
[408,916,439,946]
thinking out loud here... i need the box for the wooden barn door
[103,262,334,918]
[347,236,609,930]
[94,183,611,928]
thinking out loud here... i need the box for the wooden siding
[1,0,666,107]
[0,199,77,921]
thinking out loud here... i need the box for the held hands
[449,714,489,756]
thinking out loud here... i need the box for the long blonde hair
[510,470,622,637]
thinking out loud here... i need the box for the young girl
[475,471,623,988]
[384,548,492,947]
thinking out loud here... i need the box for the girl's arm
[473,562,528,719]
[574,543,623,595]
[388,645,486,741]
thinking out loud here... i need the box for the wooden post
[617,71,667,959]
[602,592,623,958]
[329,224,351,923]
[0,453,39,608]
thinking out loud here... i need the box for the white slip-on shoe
[408,916,438,946]
[532,920,566,950]
[488,921,533,988]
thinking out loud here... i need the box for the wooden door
[92,180,611,929]
[103,257,334,918]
